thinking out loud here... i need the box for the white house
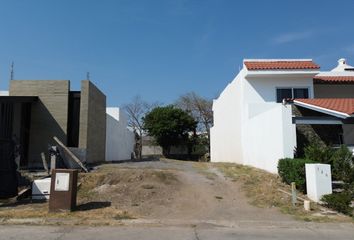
[211,58,354,173]
[105,107,135,161]
[0,91,9,96]
[210,59,321,173]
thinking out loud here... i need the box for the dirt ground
[80,158,294,222]
[0,158,351,225]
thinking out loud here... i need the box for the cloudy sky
[0,0,353,106]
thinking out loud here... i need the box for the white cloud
[272,31,314,44]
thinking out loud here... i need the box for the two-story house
[210,58,354,173]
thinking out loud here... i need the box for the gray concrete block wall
[79,80,106,163]
[9,80,70,167]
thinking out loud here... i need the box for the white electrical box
[305,164,332,202]
[54,173,70,191]
[32,178,51,200]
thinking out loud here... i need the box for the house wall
[105,107,135,161]
[211,69,315,173]
[10,80,69,167]
[314,84,354,98]
[244,76,314,102]
[79,80,106,164]
[210,69,245,164]
[343,124,354,145]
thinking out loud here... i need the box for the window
[293,88,309,99]
[276,88,292,103]
[276,87,309,103]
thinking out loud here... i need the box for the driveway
[99,158,293,223]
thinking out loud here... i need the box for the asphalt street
[1,222,353,240]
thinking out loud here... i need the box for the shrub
[304,142,354,183]
[278,158,314,193]
[331,145,354,182]
[304,141,333,164]
[321,192,353,216]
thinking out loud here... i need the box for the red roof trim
[294,98,354,115]
[244,61,320,70]
[314,76,354,84]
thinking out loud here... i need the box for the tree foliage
[143,105,197,155]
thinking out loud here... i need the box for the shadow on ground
[0,199,46,208]
[75,201,111,211]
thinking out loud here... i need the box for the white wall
[211,67,315,173]
[0,91,9,96]
[244,76,314,103]
[105,108,135,161]
[242,103,295,173]
[210,69,245,164]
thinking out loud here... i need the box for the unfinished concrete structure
[0,80,106,169]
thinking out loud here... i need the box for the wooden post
[291,182,297,206]
[53,137,89,173]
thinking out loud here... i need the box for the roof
[331,58,354,72]
[294,98,354,118]
[313,58,354,84]
[314,76,354,84]
[244,60,320,70]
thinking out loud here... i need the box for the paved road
[1,222,354,240]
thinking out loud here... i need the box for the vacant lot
[0,158,352,225]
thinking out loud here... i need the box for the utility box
[32,178,51,200]
[305,164,332,202]
[49,169,78,212]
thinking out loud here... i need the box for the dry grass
[214,162,353,223]
[0,202,133,224]
[0,165,180,225]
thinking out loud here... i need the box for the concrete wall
[211,68,314,173]
[10,80,70,167]
[314,84,354,98]
[141,136,163,156]
[79,80,106,164]
[210,69,245,164]
[105,107,135,161]
[244,76,313,102]
[243,103,295,173]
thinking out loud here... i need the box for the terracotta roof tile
[294,98,354,115]
[244,61,320,70]
[314,76,354,84]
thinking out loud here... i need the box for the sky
[0,0,354,107]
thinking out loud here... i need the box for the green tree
[143,105,197,156]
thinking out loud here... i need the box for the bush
[304,142,354,182]
[331,145,354,183]
[321,192,353,216]
[278,158,314,193]
[304,141,333,163]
